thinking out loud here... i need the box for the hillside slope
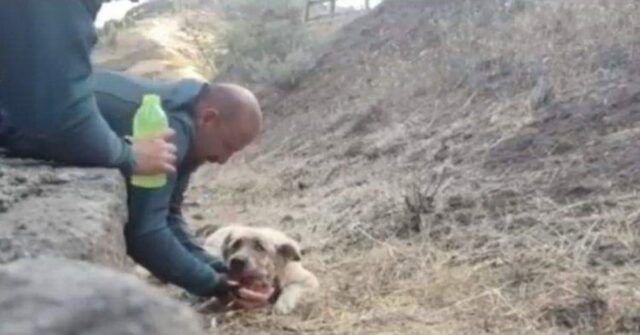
[187,0,640,334]
[93,7,211,81]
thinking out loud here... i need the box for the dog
[203,225,319,314]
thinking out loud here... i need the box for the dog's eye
[231,239,242,250]
[254,240,265,252]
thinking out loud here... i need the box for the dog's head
[221,228,302,287]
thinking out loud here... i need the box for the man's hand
[197,279,273,313]
[229,282,275,310]
[217,275,275,310]
[131,129,177,175]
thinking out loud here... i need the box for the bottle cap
[142,94,161,106]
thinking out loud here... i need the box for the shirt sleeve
[167,213,229,273]
[167,156,228,273]
[125,116,226,297]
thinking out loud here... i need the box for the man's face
[191,110,254,167]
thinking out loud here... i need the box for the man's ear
[277,242,302,262]
[222,233,234,260]
[199,106,220,126]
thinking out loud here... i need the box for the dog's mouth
[228,272,273,298]
[229,270,262,282]
[228,268,273,290]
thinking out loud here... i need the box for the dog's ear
[194,224,221,239]
[222,233,234,260]
[277,242,302,262]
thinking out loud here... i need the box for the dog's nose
[229,258,247,272]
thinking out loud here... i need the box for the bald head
[199,83,262,139]
[191,83,262,166]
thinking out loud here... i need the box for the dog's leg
[274,282,306,314]
[274,262,319,314]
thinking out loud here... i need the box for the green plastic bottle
[131,94,169,188]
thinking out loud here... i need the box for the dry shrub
[214,0,319,89]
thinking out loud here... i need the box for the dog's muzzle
[229,257,248,273]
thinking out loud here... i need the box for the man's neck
[183,151,204,174]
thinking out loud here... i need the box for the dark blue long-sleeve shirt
[93,70,227,297]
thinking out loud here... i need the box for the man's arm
[168,168,228,272]
[126,117,226,297]
[167,213,228,273]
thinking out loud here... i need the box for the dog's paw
[133,265,166,286]
[134,265,152,278]
[274,295,297,314]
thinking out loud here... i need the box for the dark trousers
[0,1,134,174]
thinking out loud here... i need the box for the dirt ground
[96,0,640,334]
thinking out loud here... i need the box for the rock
[0,258,205,335]
[0,158,128,268]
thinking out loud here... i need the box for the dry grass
[190,162,640,334]
[180,0,640,334]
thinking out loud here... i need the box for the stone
[0,258,205,335]
[0,158,129,268]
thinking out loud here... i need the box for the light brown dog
[203,225,319,314]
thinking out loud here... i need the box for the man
[94,70,270,308]
[0,0,269,307]
[0,1,175,177]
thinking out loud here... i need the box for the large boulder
[0,258,205,335]
[0,158,129,268]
